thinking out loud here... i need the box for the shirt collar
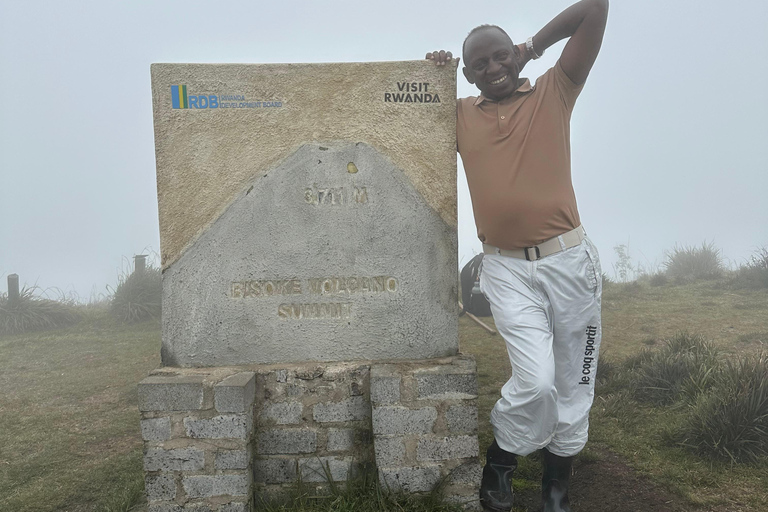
[473,78,534,106]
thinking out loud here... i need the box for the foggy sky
[1,0,767,299]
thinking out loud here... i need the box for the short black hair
[462,24,513,62]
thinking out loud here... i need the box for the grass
[0,286,81,335]
[729,247,768,290]
[2,276,768,511]
[110,266,161,323]
[461,277,768,512]
[256,467,461,512]
[629,332,720,405]
[0,312,160,512]
[663,242,724,283]
[596,332,768,464]
[599,278,768,361]
[674,352,768,463]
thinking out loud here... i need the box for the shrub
[730,246,768,289]
[664,242,723,283]
[649,272,669,287]
[110,265,162,323]
[612,244,636,282]
[630,332,720,405]
[0,286,80,335]
[750,246,768,269]
[675,353,768,463]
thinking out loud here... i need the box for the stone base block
[371,355,479,504]
[138,356,479,509]
[139,370,256,511]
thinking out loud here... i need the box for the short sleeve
[456,97,477,155]
[553,59,585,112]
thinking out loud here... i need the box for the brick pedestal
[371,356,481,510]
[138,372,256,512]
[138,356,480,511]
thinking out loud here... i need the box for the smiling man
[427,1,609,511]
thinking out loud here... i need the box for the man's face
[462,28,520,101]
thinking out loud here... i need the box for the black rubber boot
[479,439,518,512]
[541,448,573,512]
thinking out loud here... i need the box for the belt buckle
[524,246,541,261]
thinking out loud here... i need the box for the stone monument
[139,60,480,512]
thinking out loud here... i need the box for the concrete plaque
[151,61,458,367]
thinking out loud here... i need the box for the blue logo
[171,85,283,110]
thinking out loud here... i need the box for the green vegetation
[0,313,159,512]
[675,352,768,463]
[598,331,768,464]
[1,253,164,336]
[663,242,724,283]
[731,247,768,290]
[628,332,720,405]
[110,265,162,323]
[611,242,768,291]
[0,286,81,335]
[2,242,768,511]
[463,264,768,511]
[257,468,460,512]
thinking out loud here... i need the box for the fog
[1,0,766,298]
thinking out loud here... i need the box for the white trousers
[480,236,602,457]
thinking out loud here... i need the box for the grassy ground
[1,279,766,511]
[0,314,160,512]
[460,278,768,512]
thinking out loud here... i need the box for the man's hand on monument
[426,50,456,66]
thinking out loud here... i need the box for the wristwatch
[526,37,543,60]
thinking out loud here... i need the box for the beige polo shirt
[457,60,584,250]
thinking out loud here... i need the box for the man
[427,1,609,511]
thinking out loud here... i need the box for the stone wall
[138,356,480,511]
[371,357,481,510]
[251,363,373,502]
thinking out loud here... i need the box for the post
[134,255,147,275]
[7,274,20,307]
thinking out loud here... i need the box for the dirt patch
[513,446,692,512]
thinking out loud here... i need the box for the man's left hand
[426,50,456,66]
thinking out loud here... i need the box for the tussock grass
[627,332,720,406]
[465,277,768,510]
[664,242,723,283]
[730,247,768,290]
[110,265,161,323]
[737,331,768,345]
[599,330,768,465]
[648,272,669,287]
[0,286,80,334]
[675,353,768,463]
[595,354,617,385]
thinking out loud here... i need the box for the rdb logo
[171,85,218,109]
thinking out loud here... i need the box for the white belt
[483,225,586,261]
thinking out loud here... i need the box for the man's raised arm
[526,0,609,85]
